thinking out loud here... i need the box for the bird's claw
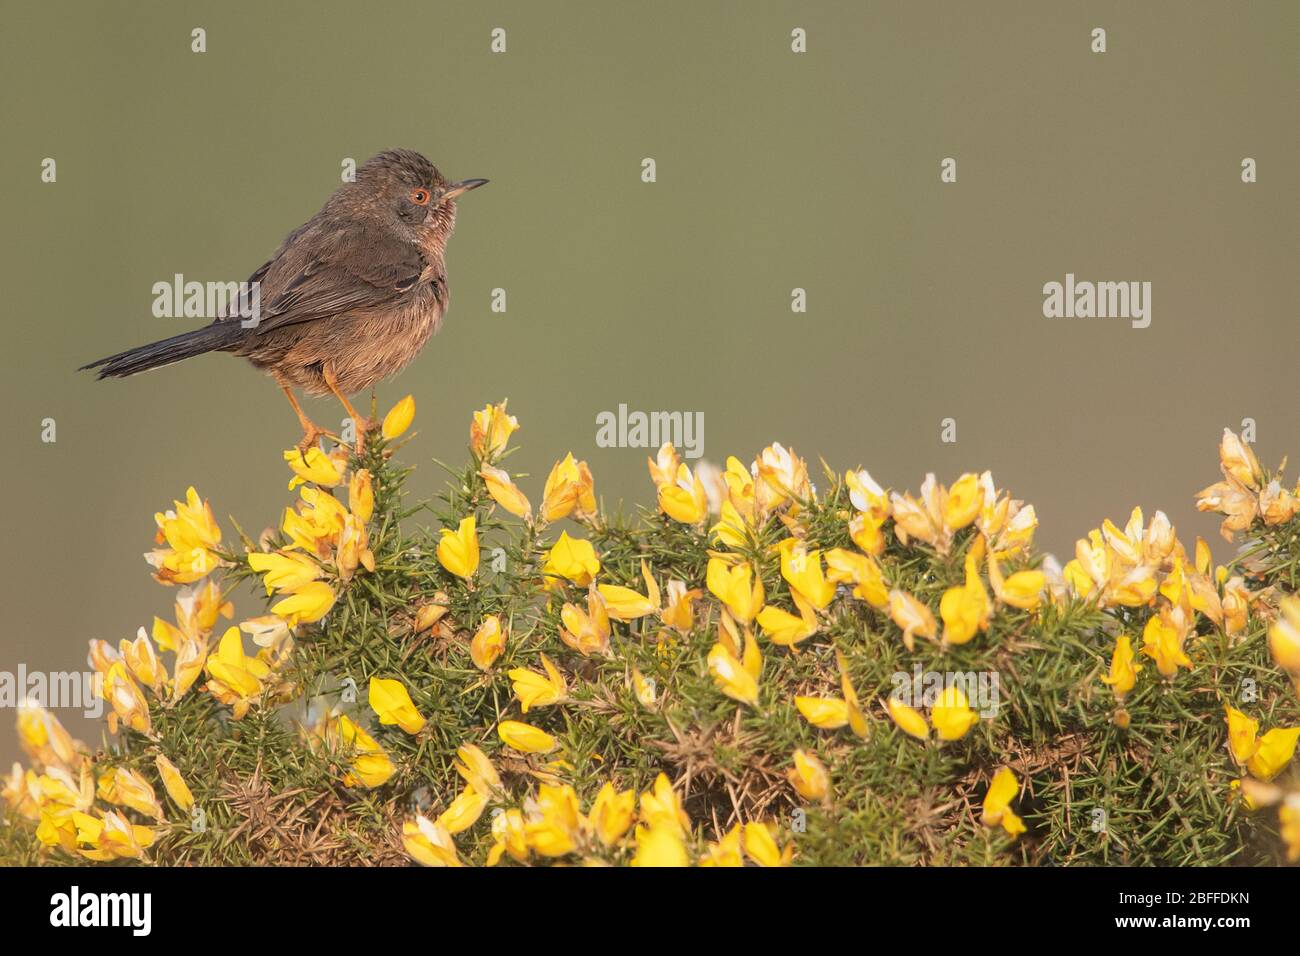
[295,424,331,462]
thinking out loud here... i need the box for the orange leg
[322,366,373,455]
[277,381,332,460]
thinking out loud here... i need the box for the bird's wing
[247,218,424,335]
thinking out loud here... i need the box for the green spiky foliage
[3,413,1297,867]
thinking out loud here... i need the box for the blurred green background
[1,0,1296,762]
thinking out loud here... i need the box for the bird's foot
[295,422,332,461]
[350,417,378,456]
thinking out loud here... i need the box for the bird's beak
[442,178,489,201]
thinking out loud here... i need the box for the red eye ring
[411,188,431,206]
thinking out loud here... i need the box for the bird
[81,149,487,455]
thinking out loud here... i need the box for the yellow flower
[498,720,556,754]
[508,654,566,712]
[437,785,488,834]
[886,696,930,740]
[282,446,344,490]
[1281,796,1300,862]
[437,516,480,580]
[888,589,937,651]
[282,485,348,556]
[101,663,152,736]
[368,676,427,734]
[1140,613,1191,678]
[414,595,451,632]
[640,772,690,836]
[787,749,830,802]
[588,782,636,847]
[403,815,462,866]
[742,821,793,866]
[1260,479,1298,526]
[203,626,273,719]
[756,599,818,648]
[381,394,416,440]
[846,468,889,519]
[5,766,42,822]
[1195,436,1261,542]
[453,743,503,800]
[708,637,760,706]
[349,469,374,522]
[329,714,395,788]
[34,763,94,825]
[154,754,194,812]
[778,538,837,609]
[706,557,765,625]
[559,587,612,656]
[598,582,658,622]
[270,580,337,626]
[479,465,532,520]
[1268,597,1300,677]
[980,479,1038,558]
[170,635,208,703]
[938,545,992,648]
[524,783,583,857]
[1111,565,1158,607]
[631,667,657,707]
[469,614,508,670]
[824,547,888,608]
[754,443,811,513]
[711,498,753,548]
[659,462,708,524]
[470,401,518,461]
[1221,706,1299,780]
[541,452,597,523]
[988,552,1045,611]
[1218,428,1263,489]
[146,487,223,584]
[699,823,744,867]
[16,703,80,769]
[486,807,529,866]
[151,579,232,653]
[795,696,850,729]
[1248,727,1300,782]
[939,581,985,647]
[660,579,699,632]
[930,685,978,741]
[1221,576,1250,635]
[848,510,887,557]
[1100,635,1141,699]
[981,767,1026,838]
[943,472,984,531]
[543,531,600,586]
[891,478,944,550]
[647,442,682,490]
[1225,706,1260,765]
[70,809,155,862]
[335,513,375,581]
[631,821,690,867]
[96,766,164,821]
[248,549,321,595]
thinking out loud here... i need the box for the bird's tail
[79,322,241,379]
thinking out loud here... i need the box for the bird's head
[353,148,488,249]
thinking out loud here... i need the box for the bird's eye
[411,188,431,206]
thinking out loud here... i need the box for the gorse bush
[3,400,1299,866]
